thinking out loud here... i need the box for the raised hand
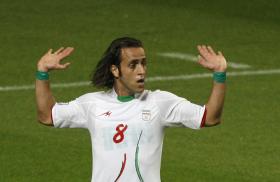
[197,45,227,72]
[37,47,74,72]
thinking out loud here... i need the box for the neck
[113,83,134,96]
[113,84,135,102]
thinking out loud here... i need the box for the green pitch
[1,0,280,181]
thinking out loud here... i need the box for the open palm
[37,47,74,72]
[197,45,227,72]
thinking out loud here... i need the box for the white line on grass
[147,69,280,81]
[1,69,280,92]
[0,81,91,92]
[157,52,252,69]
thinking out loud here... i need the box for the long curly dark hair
[91,37,143,89]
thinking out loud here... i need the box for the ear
[111,65,119,78]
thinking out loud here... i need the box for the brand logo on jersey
[142,110,151,121]
[99,111,112,117]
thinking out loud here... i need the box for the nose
[137,64,146,76]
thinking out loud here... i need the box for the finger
[54,47,65,54]
[197,45,204,50]
[197,45,205,56]
[198,45,210,58]
[202,45,207,50]
[197,55,206,62]
[201,45,209,53]
[57,62,71,69]
[198,55,211,68]
[207,46,216,55]
[58,47,74,59]
[65,47,74,55]
[62,62,71,68]
[198,58,209,67]
[218,51,223,56]
[47,49,53,54]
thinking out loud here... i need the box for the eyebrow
[129,57,146,64]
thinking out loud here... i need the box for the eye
[129,63,136,69]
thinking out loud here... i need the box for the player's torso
[88,92,163,182]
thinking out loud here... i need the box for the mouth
[137,78,145,84]
[136,78,145,87]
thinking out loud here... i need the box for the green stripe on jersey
[135,130,144,182]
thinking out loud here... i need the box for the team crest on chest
[142,110,151,121]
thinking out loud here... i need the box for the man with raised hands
[35,37,227,182]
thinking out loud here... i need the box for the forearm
[35,78,55,125]
[196,45,227,126]
[34,47,74,125]
[205,81,226,126]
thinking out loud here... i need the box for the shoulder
[75,91,109,103]
[150,89,182,101]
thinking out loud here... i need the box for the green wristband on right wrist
[36,71,49,80]
[213,72,226,83]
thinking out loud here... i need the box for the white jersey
[52,89,206,182]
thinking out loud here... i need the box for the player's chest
[92,100,157,124]
[89,101,161,150]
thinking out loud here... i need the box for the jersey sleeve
[154,90,206,129]
[52,98,89,129]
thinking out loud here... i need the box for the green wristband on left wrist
[36,71,49,80]
[213,72,226,83]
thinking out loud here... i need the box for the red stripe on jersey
[51,106,54,126]
[200,107,207,128]
[114,153,127,182]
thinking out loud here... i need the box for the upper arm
[154,90,205,129]
[37,106,54,126]
[52,100,89,129]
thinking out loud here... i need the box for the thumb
[47,49,53,54]
[57,62,71,70]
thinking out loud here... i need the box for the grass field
[1,0,280,181]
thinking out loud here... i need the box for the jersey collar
[117,95,135,102]
[110,88,143,102]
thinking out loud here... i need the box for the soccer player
[35,37,227,182]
